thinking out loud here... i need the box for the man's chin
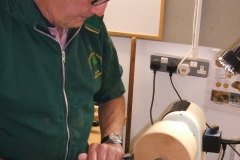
[62,22,84,29]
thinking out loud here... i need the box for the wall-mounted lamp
[217,44,240,75]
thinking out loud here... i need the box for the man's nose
[90,3,108,17]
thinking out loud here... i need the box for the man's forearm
[98,95,125,138]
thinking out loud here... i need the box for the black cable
[220,143,227,160]
[149,59,160,125]
[150,70,156,125]
[206,123,211,129]
[169,76,182,101]
[221,139,240,145]
[166,63,182,101]
[229,144,240,157]
[220,139,240,158]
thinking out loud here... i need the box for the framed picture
[104,0,165,40]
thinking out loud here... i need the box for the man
[0,0,126,159]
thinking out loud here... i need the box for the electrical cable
[167,63,182,101]
[221,139,240,145]
[220,143,227,160]
[177,47,194,77]
[169,76,182,101]
[220,139,240,159]
[149,59,160,125]
[206,123,211,129]
[177,0,200,77]
[228,144,240,157]
[150,70,157,125]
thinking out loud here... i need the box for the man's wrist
[101,133,122,145]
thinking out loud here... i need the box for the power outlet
[150,53,210,78]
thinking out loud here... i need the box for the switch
[164,58,168,63]
[190,61,198,67]
[161,57,165,63]
[161,57,168,63]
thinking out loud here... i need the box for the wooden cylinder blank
[133,121,197,160]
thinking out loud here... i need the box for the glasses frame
[91,0,109,6]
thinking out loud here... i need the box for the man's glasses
[91,0,109,6]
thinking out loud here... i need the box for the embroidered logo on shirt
[88,52,102,79]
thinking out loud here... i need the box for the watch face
[109,133,121,141]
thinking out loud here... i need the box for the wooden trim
[125,37,137,153]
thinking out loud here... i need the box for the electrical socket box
[150,53,210,78]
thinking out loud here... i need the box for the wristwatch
[101,133,122,144]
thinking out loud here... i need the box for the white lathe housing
[134,101,206,160]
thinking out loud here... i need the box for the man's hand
[79,96,125,160]
[78,143,124,160]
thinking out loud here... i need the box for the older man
[0,0,125,159]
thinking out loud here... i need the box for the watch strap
[101,135,109,144]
